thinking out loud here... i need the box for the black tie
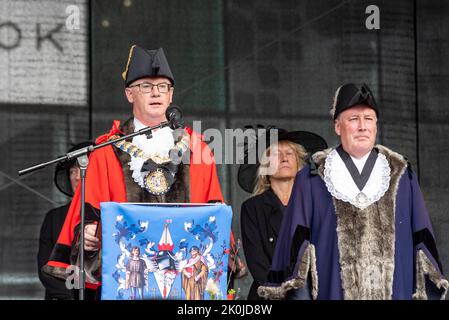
[336,145,378,191]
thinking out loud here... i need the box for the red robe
[45,121,224,288]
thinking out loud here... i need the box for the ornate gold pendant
[144,169,169,195]
[112,130,190,196]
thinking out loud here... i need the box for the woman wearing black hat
[37,141,92,300]
[238,128,327,300]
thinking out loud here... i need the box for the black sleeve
[240,201,271,285]
[37,209,73,299]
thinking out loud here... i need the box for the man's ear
[125,88,134,103]
[169,87,174,104]
[334,119,341,136]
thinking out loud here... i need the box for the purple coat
[260,149,447,300]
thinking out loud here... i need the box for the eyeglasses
[129,82,171,93]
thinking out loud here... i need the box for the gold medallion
[144,169,169,195]
[113,130,190,195]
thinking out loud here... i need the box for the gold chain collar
[109,131,190,195]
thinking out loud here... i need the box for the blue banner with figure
[100,202,232,300]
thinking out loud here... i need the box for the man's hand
[84,223,100,251]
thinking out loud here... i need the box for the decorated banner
[100,202,233,300]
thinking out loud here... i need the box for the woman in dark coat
[238,127,326,299]
[37,141,92,300]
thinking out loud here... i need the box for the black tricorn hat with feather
[331,83,378,120]
[122,45,174,87]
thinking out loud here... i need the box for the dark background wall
[0,0,448,299]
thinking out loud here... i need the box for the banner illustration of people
[125,246,148,300]
[181,246,208,300]
[101,203,232,300]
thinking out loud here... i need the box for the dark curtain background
[0,0,448,299]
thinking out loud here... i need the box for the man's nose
[358,119,367,130]
[150,86,160,96]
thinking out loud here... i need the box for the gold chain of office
[108,132,190,195]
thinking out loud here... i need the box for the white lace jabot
[128,118,174,188]
[323,149,391,210]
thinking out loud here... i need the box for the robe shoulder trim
[312,145,408,179]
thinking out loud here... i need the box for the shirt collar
[133,117,146,132]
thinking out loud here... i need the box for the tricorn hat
[331,83,378,119]
[54,141,93,197]
[122,45,174,87]
[237,126,328,193]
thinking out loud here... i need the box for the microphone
[165,104,184,129]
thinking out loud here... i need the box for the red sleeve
[189,135,224,203]
[55,145,126,247]
[202,142,224,203]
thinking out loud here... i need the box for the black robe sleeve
[240,200,271,288]
[37,205,73,299]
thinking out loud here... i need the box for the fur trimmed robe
[258,145,448,300]
[43,118,224,289]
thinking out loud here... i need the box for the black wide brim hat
[237,127,328,193]
[54,141,93,197]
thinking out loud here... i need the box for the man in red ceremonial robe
[43,46,225,298]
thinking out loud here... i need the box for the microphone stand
[18,120,170,300]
